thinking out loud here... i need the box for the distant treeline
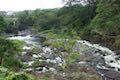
[0,0,120,51]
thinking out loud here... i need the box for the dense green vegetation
[0,15,23,70]
[82,0,120,50]
[0,38,23,69]
[0,67,33,80]
[3,0,120,52]
[0,0,120,49]
[0,15,31,79]
[3,4,96,36]
[0,16,5,34]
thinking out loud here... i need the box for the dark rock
[94,49,101,54]
[34,34,46,42]
[115,55,120,61]
[21,53,33,62]
[75,59,81,63]
[35,67,43,71]
[99,69,120,80]
[118,69,120,71]
[115,50,120,55]
[58,46,66,52]
[110,60,114,63]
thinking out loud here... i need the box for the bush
[65,52,80,64]
[113,35,120,49]
[66,72,101,80]
[45,39,76,52]
[0,37,23,70]
[6,73,33,80]
[0,67,34,80]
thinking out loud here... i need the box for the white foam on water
[104,55,116,63]
[8,35,32,41]
[77,40,120,70]
[8,35,39,46]
[33,54,39,58]
[43,47,52,53]
[23,46,33,50]
[77,40,115,55]
[23,61,34,66]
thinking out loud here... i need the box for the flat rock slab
[99,69,120,80]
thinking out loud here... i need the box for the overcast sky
[0,0,64,11]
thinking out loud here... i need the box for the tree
[17,10,34,30]
[0,38,22,69]
[62,0,97,6]
[90,0,120,36]
[0,16,5,34]
[31,9,60,31]
[57,4,96,35]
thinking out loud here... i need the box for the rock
[99,69,120,80]
[35,67,43,71]
[21,52,33,62]
[34,34,46,42]
[23,46,33,50]
[33,54,39,59]
[58,46,66,52]
[23,61,34,67]
[104,55,116,63]
[24,68,33,72]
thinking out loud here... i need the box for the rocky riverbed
[8,31,120,80]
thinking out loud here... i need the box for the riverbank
[7,31,101,80]
[81,34,120,55]
[43,38,120,80]
[41,31,120,80]
[6,30,120,80]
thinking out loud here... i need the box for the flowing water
[8,31,120,80]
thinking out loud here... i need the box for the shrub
[0,37,23,70]
[65,52,80,64]
[0,67,33,80]
[113,35,120,49]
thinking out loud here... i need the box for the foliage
[2,0,120,51]
[89,0,120,36]
[4,4,96,36]
[0,67,33,80]
[57,4,96,33]
[48,40,65,48]
[113,35,120,49]
[32,60,46,69]
[4,17,19,33]
[1,0,119,79]
[0,37,23,69]
[66,72,101,80]
[45,39,76,52]
[0,16,6,34]
[65,52,80,64]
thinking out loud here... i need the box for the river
[8,31,120,80]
